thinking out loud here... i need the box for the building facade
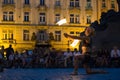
[0,0,118,52]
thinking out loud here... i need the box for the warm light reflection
[56,19,67,25]
[70,39,80,47]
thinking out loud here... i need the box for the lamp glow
[56,19,67,25]
[70,39,80,47]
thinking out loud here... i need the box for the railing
[2,3,15,7]
[1,39,16,44]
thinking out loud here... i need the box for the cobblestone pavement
[0,68,120,80]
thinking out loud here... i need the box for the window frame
[23,30,29,41]
[24,12,29,22]
[55,31,61,41]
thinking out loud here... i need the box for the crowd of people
[0,44,120,71]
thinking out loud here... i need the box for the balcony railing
[2,3,15,8]
[69,6,80,10]
[39,22,47,25]
[85,6,92,10]
[54,5,61,8]
[1,39,16,44]
[37,5,47,11]
[1,20,15,24]
[23,4,31,8]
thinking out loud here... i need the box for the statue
[117,0,120,12]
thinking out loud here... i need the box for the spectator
[73,48,82,68]
[63,48,73,67]
[0,46,5,58]
[5,44,14,60]
[55,50,64,68]
[8,52,14,68]
[110,46,120,67]
[110,46,120,58]
[73,48,81,56]
[0,49,4,72]
[46,48,57,68]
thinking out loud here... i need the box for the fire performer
[64,27,107,75]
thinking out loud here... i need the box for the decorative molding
[23,4,31,11]
[37,5,48,11]
[2,4,15,11]
[69,6,81,13]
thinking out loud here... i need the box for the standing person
[110,46,120,67]
[5,44,14,60]
[0,46,5,58]
[64,27,107,75]
[0,53,3,72]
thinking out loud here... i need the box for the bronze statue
[117,0,120,12]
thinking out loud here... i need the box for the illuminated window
[75,0,79,7]
[24,0,29,4]
[3,0,14,4]
[55,14,60,23]
[111,0,115,8]
[39,30,45,41]
[3,12,7,21]
[70,14,80,23]
[3,0,8,4]
[2,30,13,40]
[40,0,45,5]
[70,14,74,23]
[9,0,14,4]
[39,13,46,24]
[86,0,92,8]
[3,12,14,21]
[102,0,106,8]
[70,0,79,7]
[55,31,61,41]
[24,12,29,21]
[70,31,80,36]
[23,30,29,41]
[75,15,80,23]
[70,0,74,7]
[86,15,91,24]
[9,12,14,21]
[55,0,60,6]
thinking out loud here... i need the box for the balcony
[1,39,16,44]
[69,6,80,9]
[69,6,80,13]
[37,5,47,11]
[23,4,31,11]
[38,22,46,25]
[2,3,15,11]
[85,6,92,10]
[85,6,92,14]
[23,21,31,24]
[54,5,61,12]
[1,20,15,24]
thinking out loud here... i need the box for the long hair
[90,27,95,37]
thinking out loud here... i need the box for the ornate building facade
[0,0,118,52]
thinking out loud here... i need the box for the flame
[56,19,67,25]
[70,39,80,47]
